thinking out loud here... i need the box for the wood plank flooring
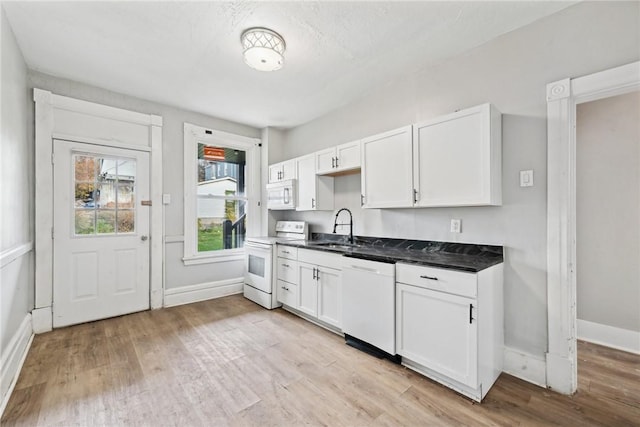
[2,295,639,426]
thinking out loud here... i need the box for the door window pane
[75,210,95,234]
[97,210,116,234]
[117,210,135,233]
[74,156,97,182]
[73,154,136,236]
[117,183,135,208]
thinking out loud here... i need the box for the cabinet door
[296,155,316,211]
[298,262,318,317]
[281,159,297,181]
[396,283,478,387]
[316,147,336,175]
[317,266,341,328]
[268,164,283,183]
[413,104,500,206]
[361,126,414,208]
[335,140,360,171]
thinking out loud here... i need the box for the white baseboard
[31,306,52,333]
[503,346,547,388]
[1,314,34,417]
[577,319,640,355]
[163,277,243,307]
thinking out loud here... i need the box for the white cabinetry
[295,249,342,329]
[413,104,502,207]
[316,140,361,175]
[276,246,299,308]
[296,154,334,211]
[361,126,414,208]
[396,262,503,402]
[269,159,296,183]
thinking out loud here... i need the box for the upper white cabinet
[413,104,502,207]
[316,140,361,175]
[361,125,414,209]
[269,159,296,183]
[296,155,334,211]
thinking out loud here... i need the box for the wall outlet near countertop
[450,219,462,233]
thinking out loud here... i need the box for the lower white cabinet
[298,261,342,329]
[396,262,503,402]
[278,247,342,330]
[396,284,477,387]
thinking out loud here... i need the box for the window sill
[182,249,245,266]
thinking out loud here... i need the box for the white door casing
[53,141,150,327]
[33,89,163,333]
[546,61,640,394]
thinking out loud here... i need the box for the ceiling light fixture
[241,27,286,72]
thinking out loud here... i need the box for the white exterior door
[53,140,151,327]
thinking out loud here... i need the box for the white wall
[576,91,640,333]
[278,1,640,358]
[27,71,261,290]
[1,5,33,404]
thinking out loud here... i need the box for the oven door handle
[245,241,273,251]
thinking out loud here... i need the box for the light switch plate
[162,194,171,205]
[450,219,462,233]
[520,170,534,187]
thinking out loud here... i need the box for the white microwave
[266,180,297,210]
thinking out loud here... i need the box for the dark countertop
[278,233,503,273]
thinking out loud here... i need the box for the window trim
[183,123,260,265]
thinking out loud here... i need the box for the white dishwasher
[341,255,398,360]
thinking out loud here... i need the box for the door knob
[141,235,148,241]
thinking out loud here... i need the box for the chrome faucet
[333,208,354,244]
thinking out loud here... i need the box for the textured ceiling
[4,1,575,129]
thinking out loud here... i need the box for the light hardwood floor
[2,295,639,426]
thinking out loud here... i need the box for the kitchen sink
[309,242,361,250]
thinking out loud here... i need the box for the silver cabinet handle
[331,157,335,168]
[420,275,438,280]
[311,198,315,208]
[360,194,365,206]
[282,263,290,268]
[141,235,148,241]
[335,157,339,168]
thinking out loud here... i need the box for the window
[73,154,136,236]
[183,123,260,265]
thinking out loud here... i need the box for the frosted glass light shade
[241,28,286,72]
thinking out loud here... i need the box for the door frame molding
[33,88,163,332]
[545,61,639,394]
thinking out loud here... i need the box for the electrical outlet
[162,194,171,205]
[450,219,462,233]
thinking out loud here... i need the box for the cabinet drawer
[396,263,477,298]
[277,259,299,284]
[277,245,298,260]
[277,279,298,307]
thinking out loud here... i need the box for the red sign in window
[203,146,225,161]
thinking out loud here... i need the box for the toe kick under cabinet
[395,262,503,402]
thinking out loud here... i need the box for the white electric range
[243,221,308,309]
